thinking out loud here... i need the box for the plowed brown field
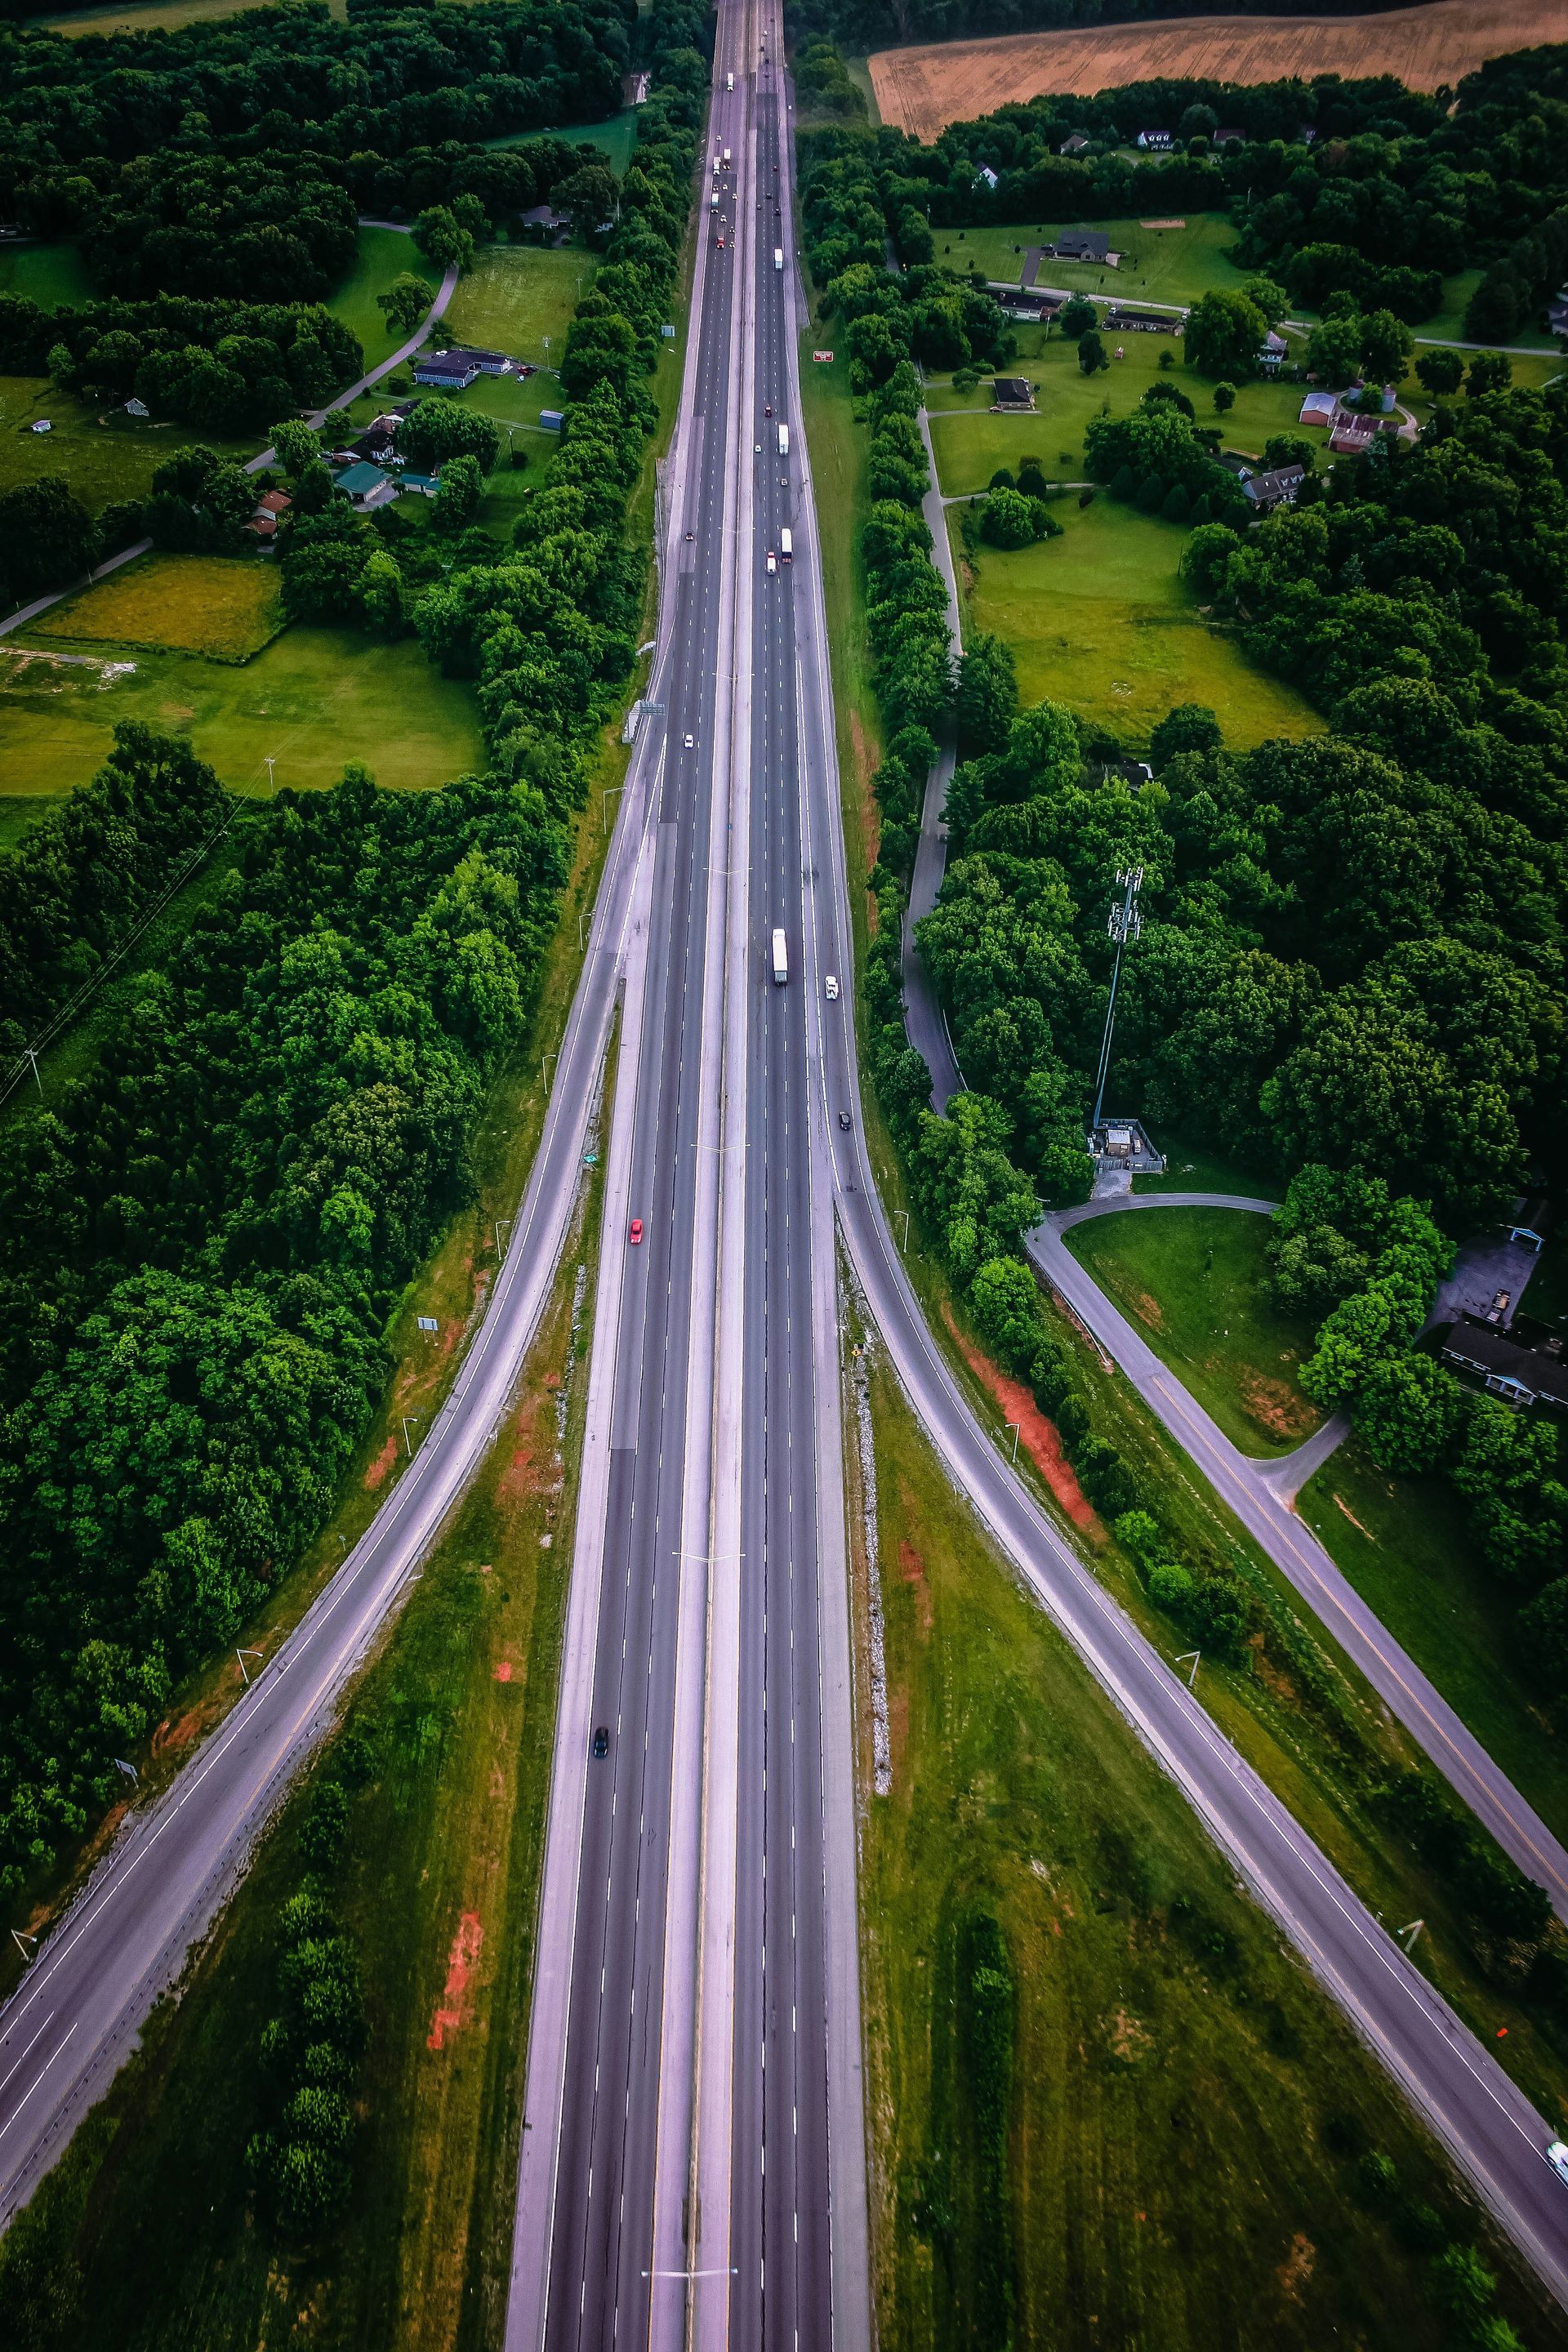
[870,0,1568,141]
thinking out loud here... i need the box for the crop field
[950,497,1320,748]
[0,621,484,800]
[871,1,1568,141]
[0,373,250,519]
[441,243,597,368]
[34,553,284,662]
[0,241,95,310]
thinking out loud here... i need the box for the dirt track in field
[869,0,1568,140]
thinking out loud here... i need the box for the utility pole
[1090,866,1143,1134]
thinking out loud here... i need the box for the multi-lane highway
[510,7,868,2346]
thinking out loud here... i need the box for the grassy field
[1300,1441,1568,1846]
[0,372,251,520]
[33,0,299,29]
[926,330,1321,480]
[0,621,484,800]
[1067,1205,1322,1455]
[951,496,1321,748]
[0,1125,600,2349]
[0,241,95,309]
[1134,1135,1283,1197]
[326,224,422,363]
[35,552,284,662]
[485,110,640,172]
[854,1334,1565,2352]
[945,211,1249,309]
[441,243,597,368]
[870,0,1568,137]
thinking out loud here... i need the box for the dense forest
[0,0,630,293]
[0,0,708,1898]
[804,48,1568,1810]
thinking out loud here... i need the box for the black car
[838,1111,852,1131]
[591,1725,610,1758]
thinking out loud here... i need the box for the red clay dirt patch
[492,1660,514,1683]
[427,1912,484,2050]
[942,1305,1102,1536]
[1237,1370,1316,1441]
[898,1537,933,1636]
[152,1708,204,1762]
[364,1432,399,1492]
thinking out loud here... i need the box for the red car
[629,1218,644,1245]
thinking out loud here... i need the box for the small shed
[29,417,51,434]
[1298,390,1338,426]
[124,397,150,419]
[334,461,395,509]
[991,377,1036,410]
[538,409,564,431]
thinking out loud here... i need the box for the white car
[684,733,694,748]
[824,974,840,1000]
[1549,2140,1568,2184]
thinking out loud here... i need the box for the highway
[509,7,870,2347]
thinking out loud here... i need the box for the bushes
[1116,1509,1254,1662]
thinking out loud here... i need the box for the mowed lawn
[442,243,597,368]
[942,211,1250,307]
[326,225,426,364]
[485,110,640,172]
[952,496,1321,747]
[1300,1440,1568,1845]
[926,332,1321,483]
[1066,1205,1323,1456]
[35,554,283,662]
[0,621,484,800]
[0,242,96,310]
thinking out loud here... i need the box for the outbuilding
[333,461,396,509]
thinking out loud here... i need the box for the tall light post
[1090,866,1143,1134]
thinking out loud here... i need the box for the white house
[974,165,999,192]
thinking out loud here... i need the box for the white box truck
[723,146,732,165]
[726,71,733,89]
[777,422,789,457]
[710,189,719,209]
[771,928,788,984]
[779,528,792,563]
[773,246,783,271]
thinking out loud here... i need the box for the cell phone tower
[1090,866,1143,1133]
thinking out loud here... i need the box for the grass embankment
[4,1123,604,2350]
[1066,1205,1323,1457]
[1302,1441,1568,1846]
[799,320,1568,2132]
[853,1331,1566,2352]
[32,0,298,32]
[34,553,284,662]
